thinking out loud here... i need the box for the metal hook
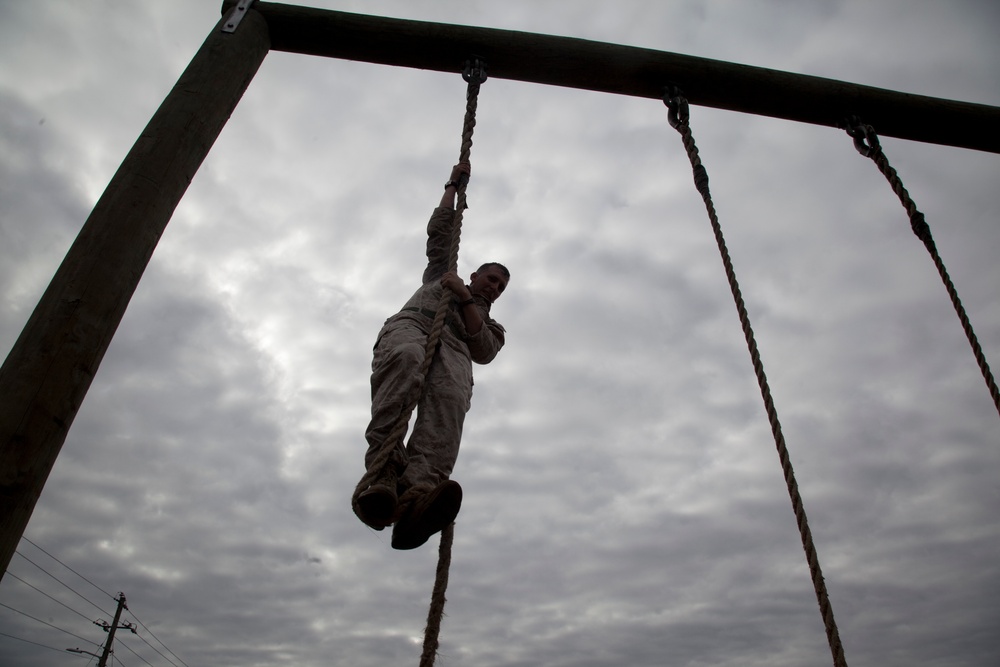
[843,115,880,157]
[663,85,689,129]
[463,57,488,85]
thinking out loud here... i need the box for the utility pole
[94,593,136,667]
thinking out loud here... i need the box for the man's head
[469,262,510,303]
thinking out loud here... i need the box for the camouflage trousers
[365,320,473,495]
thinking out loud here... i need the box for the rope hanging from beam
[663,86,850,667]
[414,68,487,665]
[350,58,486,667]
[842,117,1000,419]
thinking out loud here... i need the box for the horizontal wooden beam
[228,1,1000,154]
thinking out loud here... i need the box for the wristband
[458,298,475,308]
[444,180,461,190]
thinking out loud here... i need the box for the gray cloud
[2,2,998,667]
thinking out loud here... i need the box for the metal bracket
[222,0,255,33]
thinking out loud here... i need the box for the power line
[6,550,126,664]
[5,570,95,623]
[11,537,188,667]
[125,611,189,667]
[12,550,108,616]
[0,629,78,655]
[115,634,157,667]
[21,536,115,600]
[0,600,102,648]
[2,595,163,667]
[121,629,183,667]
[1,565,110,664]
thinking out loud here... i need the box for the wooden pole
[0,8,270,577]
[97,594,128,667]
[232,0,1000,154]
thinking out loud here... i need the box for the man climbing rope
[354,161,509,550]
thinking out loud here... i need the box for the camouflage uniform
[365,206,505,496]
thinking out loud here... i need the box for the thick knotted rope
[352,63,484,514]
[419,522,454,666]
[351,59,485,667]
[843,117,1000,418]
[664,87,849,667]
[416,63,485,667]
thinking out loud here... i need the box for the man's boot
[354,452,405,530]
[391,480,463,550]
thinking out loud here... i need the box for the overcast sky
[2,1,999,666]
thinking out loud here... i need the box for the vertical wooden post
[0,8,270,577]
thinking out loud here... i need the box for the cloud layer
[2,2,999,666]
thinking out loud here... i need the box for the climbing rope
[414,61,486,664]
[419,522,454,667]
[664,87,849,667]
[843,117,1000,418]
[352,58,486,512]
[351,57,486,667]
